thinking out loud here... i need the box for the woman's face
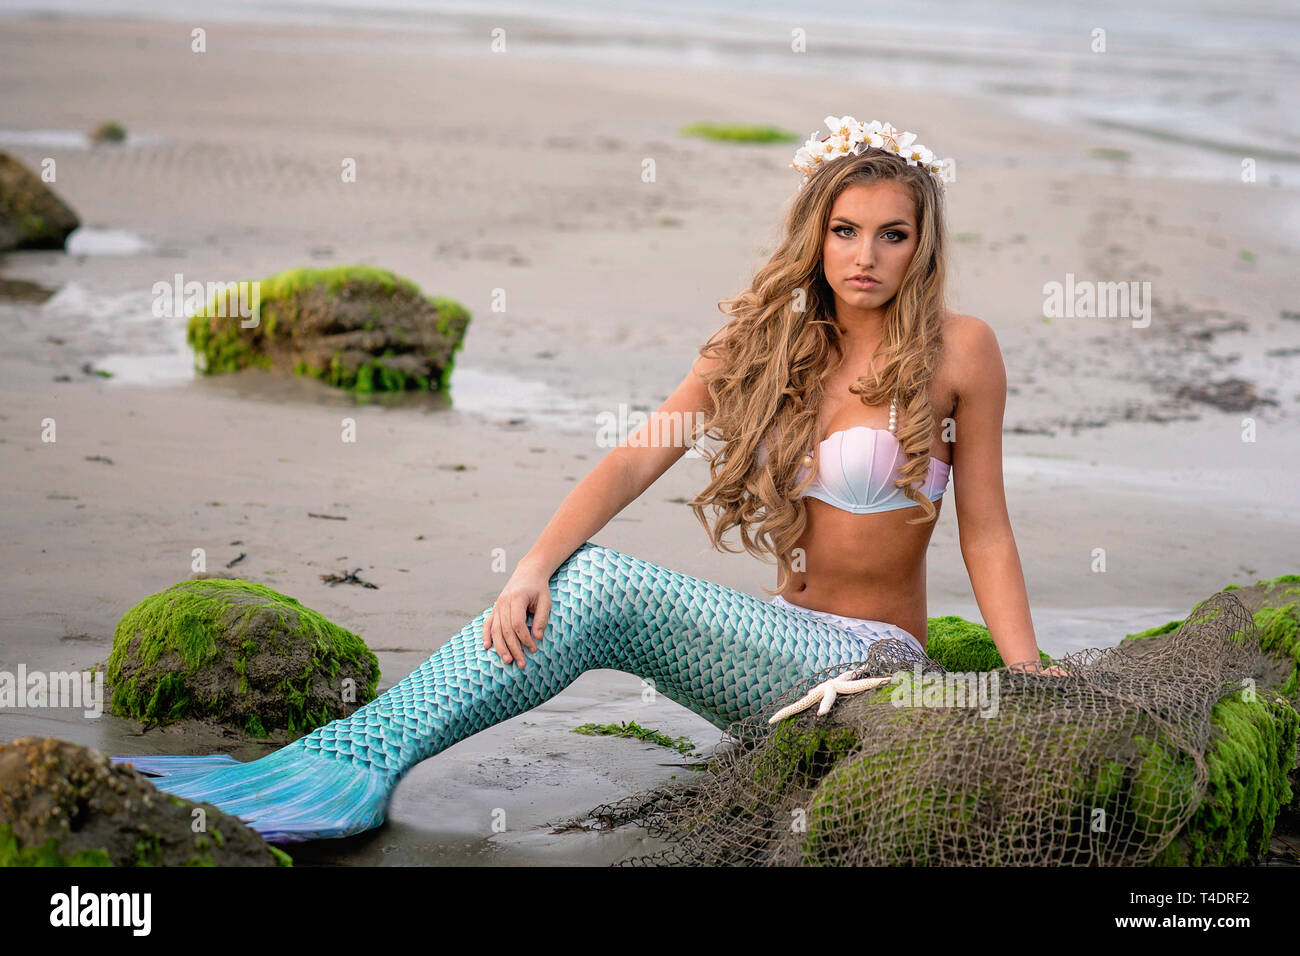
[821,180,919,315]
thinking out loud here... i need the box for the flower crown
[790,116,950,192]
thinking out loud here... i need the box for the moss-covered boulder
[766,600,1300,866]
[186,265,470,393]
[0,150,80,252]
[0,737,291,866]
[106,578,380,738]
[789,677,1296,865]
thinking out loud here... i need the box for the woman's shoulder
[940,310,998,359]
[942,310,989,338]
[937,311,996,407]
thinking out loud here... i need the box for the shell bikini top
[755,395,951,515]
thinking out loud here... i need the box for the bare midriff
[776,493,944,648]
[774,338,956,649]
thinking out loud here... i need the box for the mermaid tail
[111,541,922,842]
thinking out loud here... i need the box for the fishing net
[568,589,1298,866]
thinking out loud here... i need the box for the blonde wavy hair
[688,147,951,597]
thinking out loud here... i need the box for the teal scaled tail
[111,542,924,843]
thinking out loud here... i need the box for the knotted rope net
[566,590,1295,866]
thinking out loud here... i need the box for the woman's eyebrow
[830,216,912,229]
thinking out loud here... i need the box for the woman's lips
[848,277,879,289]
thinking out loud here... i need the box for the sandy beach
[1,10,1297,866]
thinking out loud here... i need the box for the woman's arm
[515,350,719,579]
[486,343,724,667]
[949,316,1055,672]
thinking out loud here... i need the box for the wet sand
[0,15,1297,864]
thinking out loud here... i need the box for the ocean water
[4,0,1298,184]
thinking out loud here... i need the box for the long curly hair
[687,147,950,597]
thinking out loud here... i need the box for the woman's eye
[834,225,907,241]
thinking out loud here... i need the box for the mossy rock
[793,666,1297,865]
[106,577,379,738]
[0,737,291,867]
[186,265,470,393]
[924,614,1054,672]
[0,150,80,252]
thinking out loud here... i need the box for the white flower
[791,143,816,174]
[818,132,850,160]
[823,115,865,148]
[903,144,934,166]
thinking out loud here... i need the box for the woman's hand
[483,565,553,670]
[1010,660,1069,677]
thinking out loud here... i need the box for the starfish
[876,123,902,152]
[767,665,896,724]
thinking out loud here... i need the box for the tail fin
[110,741,391,843]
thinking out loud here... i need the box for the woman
[116,117,1063,843]
[485,116,1056,676]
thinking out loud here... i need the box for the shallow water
[7,0,1298,185]
[65,227,151,256]
[0,127,167,149]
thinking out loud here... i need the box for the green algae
[752,719,861,795]
[1151,688,1298,865]
[0,819,292,868]
[1124,619,1184,641]
[571,720,697,756]
[924,615,1054,672]
[107,578,379,736]
[90,119,127,143]
[268,846,293,866]
[680,123,800,144]
[0,824,113,867]
[802,744,980,865]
